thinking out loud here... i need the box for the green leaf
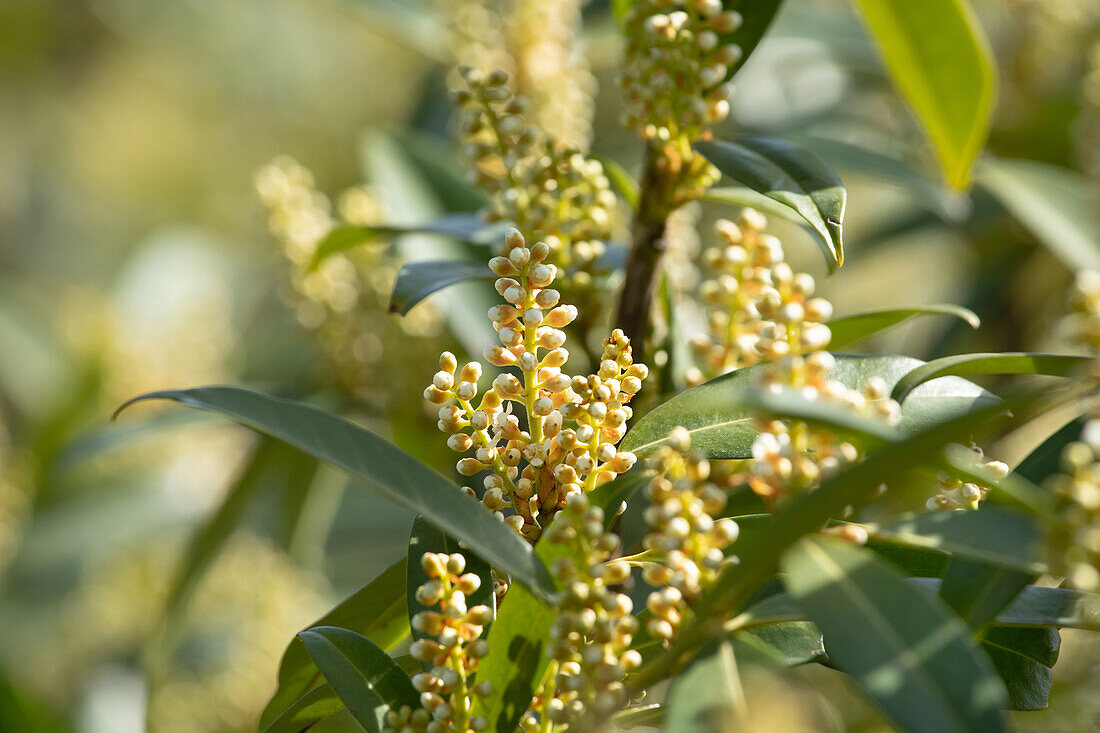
[745,578,1100,632]
[309,215,503,269]
[848,0,995,189]
[696,136,846,269]
[700,186,811,226]
[260,560,409,728]
[891,353,1091,403]
[977,158,1100,272]
[827,305,980,350]
[407,515,496,670]
[717,0,785,82]
[612,703,664,729]
[664,641,747,732]
[939,557,1034,630]
[262,683,343,733]
[299,627,418,732]
[115,387,556,600]
[622,354,998,458]
[734,622,825,667]
[1014,416,1087,487]
[782,537,1008,733]
[870,508,1043,574]
[591,154,639,209]
[981,627,1059,711]
[389,261,495,316]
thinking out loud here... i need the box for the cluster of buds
[642,427,739,641]
[426,229,646,541]
[524,493,638,728]
[617,0,738,193]
[926,443,1009,511]
[690,211,832,381]
[1046,420,1100,591]
[452,67,617,289]
[385,553,494,733]
[1064,270,1100,366]
[750,366,902,505]
[255,157,439,396]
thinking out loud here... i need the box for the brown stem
[615,143,673,364]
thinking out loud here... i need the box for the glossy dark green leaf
[299,627,418,732]
[407,516,495,670]
[828,305,980,350]
[260,560,409,728]
[734,622,825,667]
[700,186,810,226]
[891,353,1090,403]
[981,627,1059,711]
[309,214,503,269]
[745,577,1100,632]
[622,354,998,458]
[697,136,845,269]
[870,508,1044,574]
[115,387,556,600]
[665,641,747,732]
[977,158,1100,271]
[783,537,1008,733]
[940,557,1034,630]
[262,683,343,733]
[388,261,495,316]
[849,0,995,189]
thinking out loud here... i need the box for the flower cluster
[642,427,739,641]
[1065,270,1100,357]
[452,68,617,289]
[617,0,737,195]
[255,157,438,396]
[385,552,495,733]
[690,211,832,381]
[926,443,1008,511]
[1046,421,1100,591]
[426,229,646,541]
[528,493,639,728]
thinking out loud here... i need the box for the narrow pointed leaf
[262,683,343,733]
[827,305,979,350]
[622,354,998,458]
[697,136,845,269]
[715,0,785,82]
[299,627,418,732]
[734,622,825,667]
[849,0,995,189]
[783,537,1008,733]
[260,560,409,727]
[701,186,811,225]
[115,387,556,599]
[407,516,496,670]
[977,158,1100,272]
[665,641,747,732]
[310,214,503,268]
[891,353,1090,403]
[981,627,1059,711]
[389,261,495,315]
[1014,416,1088,487]
[939,558,1034,630]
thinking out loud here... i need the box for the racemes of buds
[426,228,647,542]
[642,427,739,642]
[1045,420,1100,591]
[385,552,494,733]
[926,443,1008,511]
[452,67,617,290]
[526,493,638,729]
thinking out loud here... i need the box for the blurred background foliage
[0,0,1098,731]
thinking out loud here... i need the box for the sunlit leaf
[977,158,1100,272]
[828,305,979,350]
[697,136,845,269]
[783,537,1008,733]
[115,387,556,599]
[622,354,998,458]
[849,0,995,189]
[260,560,408,728]
[389,261,495,316]
[299,627,418,733]
[664,641,747,732]
[309,215,504,269]
[891,353,1090,403]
